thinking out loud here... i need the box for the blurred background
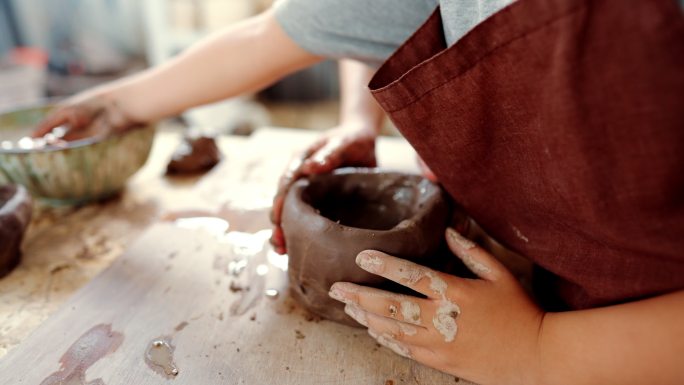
[0,0,347,134]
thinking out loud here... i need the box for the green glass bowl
[0,103,155,206]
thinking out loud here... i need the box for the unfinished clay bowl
[282,168,450,326]
[0,184,32,278]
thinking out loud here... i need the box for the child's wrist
[529,311,554,385]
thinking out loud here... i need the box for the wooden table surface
[0,127,467,384]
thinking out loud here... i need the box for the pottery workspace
[0,2,468,382]
[0,126,462,384]
[2,0,682,384]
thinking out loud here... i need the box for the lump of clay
[282,168,450,326]
[166,135,221,175]
[0,185,33,278]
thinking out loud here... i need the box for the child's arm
[538,289,684,385]
[337,60,386,132]
[329,228,684,385]
[35,9,322,138]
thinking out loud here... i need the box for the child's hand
[33,93,140,142]
[328,228,545,385]
[270,124,377,254]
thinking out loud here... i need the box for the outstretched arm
[108,9,322,122]
[34,9,322,138]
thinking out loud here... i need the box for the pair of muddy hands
[267,128,544,384]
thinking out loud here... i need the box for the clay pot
[0,184,33,278]
[282,168,450,326]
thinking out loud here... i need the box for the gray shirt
[274,0,515,66]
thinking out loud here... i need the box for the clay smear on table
[39,324,123,385]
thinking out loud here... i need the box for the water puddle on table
[145,337,179,379]
[161,206,289,317]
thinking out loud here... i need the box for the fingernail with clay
[344,304,368,327]
[446,228,476,250]
[328,285,349,304]
[356,251,384,273]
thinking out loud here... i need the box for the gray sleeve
[273,0,437,66]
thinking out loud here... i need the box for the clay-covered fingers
[271,157,302,225]
[32,112,68,138]
[367,329,443,362]
[330,282,430,326]
[355,250,454,299]
[344,304,430,344]
[269,140,328,254]
[303,134,377,174]
[270,138,327,226]
[445,227,507,281]
[301,137,343,174]
[368,328,413,358]
[352,305,444,362]
[32,106,91,138]
[269,226,286,255]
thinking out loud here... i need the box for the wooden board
[0,223,463,384]
[0,129,254,358]
[0,128,471,384]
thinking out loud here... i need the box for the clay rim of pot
[288,167,445,235]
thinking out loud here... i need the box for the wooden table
[0,128,465,384]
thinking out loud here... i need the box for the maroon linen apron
[369,0,684,310]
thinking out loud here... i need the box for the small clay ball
[0,185,33,278]
[166,135,221,175]
[282,168,450,326]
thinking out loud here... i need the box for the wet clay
[145,337,179,379]
[39,324,123,385]
[281,168,450,326]
[166,135,221,175]
[0,184,33,278]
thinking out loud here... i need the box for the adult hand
[328,228,545,385]
[270,124,378,254]
[32,93,141,142]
